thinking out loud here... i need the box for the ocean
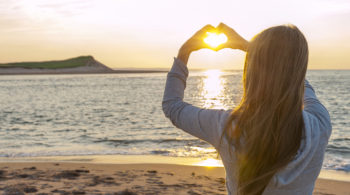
[0,70,348,172]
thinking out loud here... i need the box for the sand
[0,161,349,195]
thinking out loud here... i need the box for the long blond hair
[222,24,309,195]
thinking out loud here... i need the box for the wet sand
[0,162,349,195]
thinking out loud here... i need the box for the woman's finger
[194,24,216,37]
[213,42,231,51]
[216,23,231,33]
[200,24,216,32]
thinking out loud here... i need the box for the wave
[326,144,350,154]
[1,150,349,173]
[323,154,350,172]
[93,138,208,146]
[1,149,349,173]
[332,138,350,142]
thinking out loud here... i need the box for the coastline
[1,155,349,194]
[1,154,349,182]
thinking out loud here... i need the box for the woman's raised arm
[163,24,248,148]
[162,57,230,148]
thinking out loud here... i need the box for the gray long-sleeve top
[162,58,332,195]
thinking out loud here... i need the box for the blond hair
[222,24,309,195]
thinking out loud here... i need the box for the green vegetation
[0,56,93,69]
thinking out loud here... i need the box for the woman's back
[219,83,332,194]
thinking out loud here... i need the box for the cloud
[0,0,93,33]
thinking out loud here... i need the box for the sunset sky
[1,0,350,69]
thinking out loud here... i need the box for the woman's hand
[177,23,249,65]
[177,24,216,65]
[215,23,249,52]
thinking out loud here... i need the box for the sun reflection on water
[194,158,223,167]
[201,69,226,109]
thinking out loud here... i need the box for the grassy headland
[0,56,167,74]
[0,56,93,69]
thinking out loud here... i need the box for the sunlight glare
[194,158,223,167]
[201,69,226,109]
[203,32,228,48]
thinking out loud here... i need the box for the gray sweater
[162,58,332,195]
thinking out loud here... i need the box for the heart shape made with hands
[203,31,228,48]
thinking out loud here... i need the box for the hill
[0,56,96,69]
[0,56,114,74]
[0,56,168,75]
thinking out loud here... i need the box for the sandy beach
[0,156,349,195]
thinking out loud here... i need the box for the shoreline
[1,154,349,182]
[1,161,349,195]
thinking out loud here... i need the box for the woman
[162,23,332,195]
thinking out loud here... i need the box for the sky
[0,0,350,70]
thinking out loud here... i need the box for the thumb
[213,42,230,51]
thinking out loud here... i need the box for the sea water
[0,70,348,172]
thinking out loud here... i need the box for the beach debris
[88,175,121,186]
[74,169,89,173]
[0,170,6,180]
[72,190,86,194]
[131,185,143,190]
[187,189,201,195]
[51,189,68,194]
[53,170,80,179]
[17,173,29,178]
[115,171,129,177]
[182,183,203,188]
[40,184,52,190]
[144,170,158,177]
[147,170,157,174]
[165,172,174,176]
[115,189,138,195]
[195,175,210,180]
[23,167,36,170]
[23,186,38,193]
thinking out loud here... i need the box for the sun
[203,32,228,48]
